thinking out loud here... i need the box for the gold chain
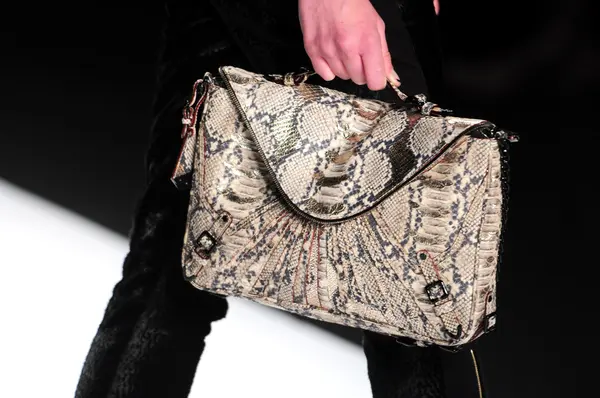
[470,349,484,398]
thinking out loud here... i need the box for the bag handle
[269,69,452,116]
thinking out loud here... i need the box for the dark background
[1,0,594,397]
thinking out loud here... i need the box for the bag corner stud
[425,280,449,303]
[195,231,218,259]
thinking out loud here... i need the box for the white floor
[0,179,371,398]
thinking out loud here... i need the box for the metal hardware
[470,349,485,398]
[484,312,497,332]
[171,75,211,190]
[445,324,463,340]
[195,231,217,259]
[171,173,192,191]
[180,78,209,139]
[404,93,452,116]
[425,280,449,303]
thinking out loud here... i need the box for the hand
[433,0,440,15]
[299,0,399,90]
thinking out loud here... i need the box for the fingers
[383,51,400,88]
[377,19,391,77]
[323,44,351,80]
[299,0,393,90]
[311,56,336,81]
[338,37,366,85]
[377,19,400,87]
[307,29,391,90]
[360,33,386,90]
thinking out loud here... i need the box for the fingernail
[388,69,401,87]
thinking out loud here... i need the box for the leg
[364,333,446,398]
[75,3,243,397]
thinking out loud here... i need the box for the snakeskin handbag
[172,66,517,348]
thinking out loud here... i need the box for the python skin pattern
[175,66,507,347]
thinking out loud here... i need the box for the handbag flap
[219,66,487,222]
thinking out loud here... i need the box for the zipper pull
[171,76,210,190]
[404,93,454,116]
[495,128,520,143]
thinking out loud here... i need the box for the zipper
[218,67,516,225]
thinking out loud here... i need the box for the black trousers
[75,1,451,397]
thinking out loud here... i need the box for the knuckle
[364,30,381,46]
[304,39,319,56]
[336,35,357,54]
[320,44,337,59]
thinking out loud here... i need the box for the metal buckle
[484,312,497,333]
[195,231,217,259]
[445,324,463,341]
[425,280,449,303]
